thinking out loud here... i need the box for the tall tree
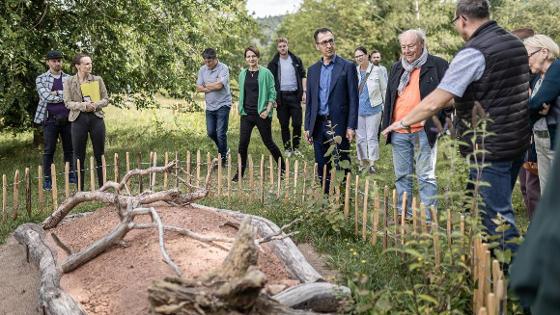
[0,0,257,131]
[273,0,560,69]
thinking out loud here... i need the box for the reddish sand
[48,204,297,315]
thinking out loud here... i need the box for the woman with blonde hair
[63,53,109,190]
[524,34,560,191]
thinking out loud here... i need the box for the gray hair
[524,34,560,60]
[456,0,490,20]
[398,29,427,46]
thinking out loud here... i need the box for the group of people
[196,0,558,260]
[35,0,559,311]
[197,36,389,186]
[34,51,108,191]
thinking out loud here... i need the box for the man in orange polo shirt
[382,29,449,220]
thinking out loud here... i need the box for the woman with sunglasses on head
[234,46,284,181]
[524,34,560,191]
[63,53,109,190]
[354,46,387,174]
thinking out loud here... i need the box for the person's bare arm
[382,88,454,135]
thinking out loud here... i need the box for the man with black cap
[196,48,232,164]
[34,50,75,191]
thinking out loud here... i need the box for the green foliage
[0,0,257,131]
[273,0,560,68]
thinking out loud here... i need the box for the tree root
[148,218,321,315]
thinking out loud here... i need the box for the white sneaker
[284,149,293,158]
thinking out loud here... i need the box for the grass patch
[0,103,529,313]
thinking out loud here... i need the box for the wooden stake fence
[0,150,508,315]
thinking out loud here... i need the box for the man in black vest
[268,37,306,157]
[382,0,530,253]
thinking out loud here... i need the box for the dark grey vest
[454,21,531,161]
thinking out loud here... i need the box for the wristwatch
[400,120,411,132]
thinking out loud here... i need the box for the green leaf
[418,294,439,305]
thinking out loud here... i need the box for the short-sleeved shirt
[196,61,232,111]
[438,48,486,98]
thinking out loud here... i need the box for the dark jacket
[382,54,449,148]
[267,51,306,105]
[304,55,359,136]
[511,128,560,314]
[454,21,531,161]
[529,59,560,150]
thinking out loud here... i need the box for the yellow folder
[80,81,101,102]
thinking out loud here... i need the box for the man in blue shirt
[304,28,359,192]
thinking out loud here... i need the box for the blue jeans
[469,160,520,253]
[391,130,437,218]
[206,106,230,162]
[43,117,74,180]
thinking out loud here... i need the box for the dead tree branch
[148,218,320,315]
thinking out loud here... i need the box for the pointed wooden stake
[76,159,81,191]
[51,164,58,211]
[25,168,31,217]
[354,175,360,237]
[362,179,369,241]
[38,166,44,210]
[64,162,70,199]
[101,154,107,184]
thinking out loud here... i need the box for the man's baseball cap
[46,50,64,60]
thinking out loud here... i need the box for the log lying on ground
[273,282,351,313]
[14,223,86,315]
[192,204,322,283]
[148,218,322,315]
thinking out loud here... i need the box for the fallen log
[148,218,321,315]
[273,282,351,313]
[14,223,86,315]
[192,204,323,283]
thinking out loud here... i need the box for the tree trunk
[14,223,86,315]
[148,218,322,315]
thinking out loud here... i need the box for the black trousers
[238,114,284,176]
[71,113,106,190]
[43,116,73,180]
[277,91,302,150]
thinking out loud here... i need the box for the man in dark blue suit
[304,28,359,191]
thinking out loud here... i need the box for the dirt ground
[46,204,297,314]
[0,237,41,315]
[0,205,337,315]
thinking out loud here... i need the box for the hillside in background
[256,14,286,50]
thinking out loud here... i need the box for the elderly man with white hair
[382,28,449,220]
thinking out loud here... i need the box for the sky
[246,0,303,18]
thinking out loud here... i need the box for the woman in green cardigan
[234,46,284,181]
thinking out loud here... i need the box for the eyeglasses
[528,49,541,58]
[450,15,460,24]
[317,38,335,47]
[354,54,366,59]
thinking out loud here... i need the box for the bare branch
[142,207,183,277]
[51,233,73,255]
[132,224,232,251]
